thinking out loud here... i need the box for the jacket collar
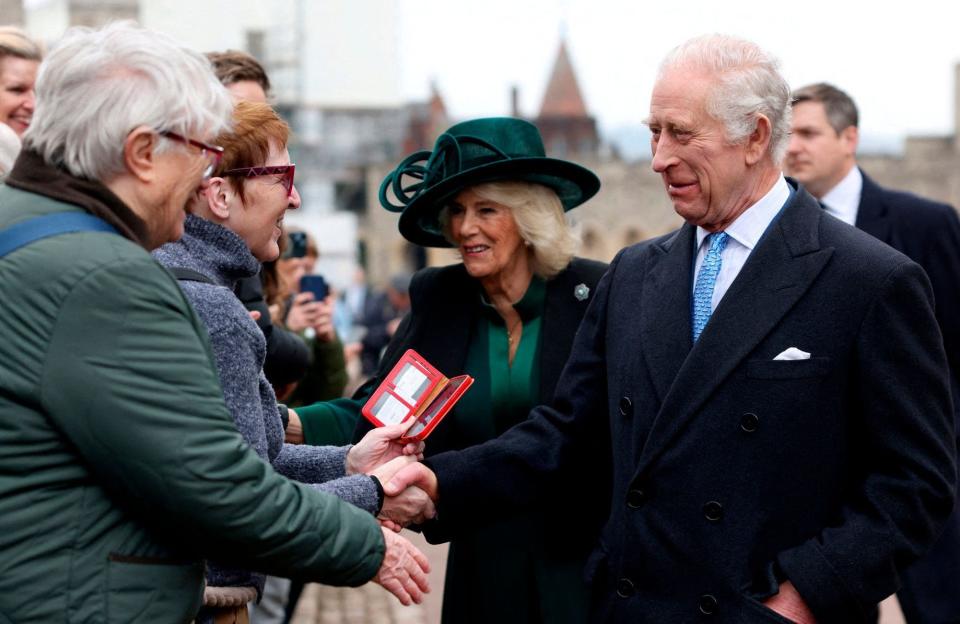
[153,214,260,287]
[5,148,151,247]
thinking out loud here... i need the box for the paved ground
[290,531,906,624]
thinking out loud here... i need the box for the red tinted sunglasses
[222,164,296,197]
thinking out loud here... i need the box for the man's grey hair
[660,34,792,164]
[24,22,232,182]
[792,82,859,134]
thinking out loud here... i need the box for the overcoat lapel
[855,170,891,243]
[639,225,696,404]
[637,189,834,473]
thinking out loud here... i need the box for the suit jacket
[428,182,956,624]
[856,169,960,423]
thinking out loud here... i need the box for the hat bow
[379,133,510,213]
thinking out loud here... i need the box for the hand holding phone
[299,275,329,301]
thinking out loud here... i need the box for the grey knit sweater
[154,215,378,593]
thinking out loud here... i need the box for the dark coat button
[740,412,759,433]
[699,594,718,615]
[703,501,723,521]
[616,577,636,598]
[626,488,646,508]
[618,396,633,417]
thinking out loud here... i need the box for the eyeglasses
[160,131,224,179]
[221,164,297,197]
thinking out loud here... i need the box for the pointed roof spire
[538,38,589,118]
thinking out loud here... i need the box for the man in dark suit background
[786,83,960,624]
[385,35,957,623]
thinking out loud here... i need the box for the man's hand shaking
[371,456,436,531]
[383,461,439,502]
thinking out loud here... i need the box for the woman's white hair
[24,21,232,182]
[660,34,792,164]
[440,181,578,279]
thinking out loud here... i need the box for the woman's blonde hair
[440,181,578,279]
[0,26,43,63]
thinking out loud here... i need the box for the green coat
[0,187,384,623]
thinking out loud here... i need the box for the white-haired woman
[295,117,609,624]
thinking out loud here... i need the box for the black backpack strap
[0,212,118,259]
[168,267,216,284]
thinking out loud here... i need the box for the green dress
[438,277,589,624]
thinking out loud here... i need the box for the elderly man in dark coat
[386,34,956,624]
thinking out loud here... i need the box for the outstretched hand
[347,424,424,476]
[384,461,439,502]
[370,456,437,530]
[373,527,431,605]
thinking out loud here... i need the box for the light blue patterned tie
[692,232,729,342]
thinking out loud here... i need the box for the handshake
[344,424,440,606]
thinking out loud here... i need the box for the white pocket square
[773,347,811,361]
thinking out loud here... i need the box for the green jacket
[0,186,384,623]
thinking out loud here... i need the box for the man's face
[152,135,215,247]
[784,101,857,199]
[647,68,755,231]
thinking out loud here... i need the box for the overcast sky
[398,0,960,141]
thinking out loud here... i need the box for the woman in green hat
[294,117,609,623]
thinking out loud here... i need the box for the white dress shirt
[693,175,791,312]
[819,166,862,226]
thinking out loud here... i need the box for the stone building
[857,66,960,209]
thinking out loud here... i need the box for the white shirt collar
[696,175,791,251]
[819,166,862,226]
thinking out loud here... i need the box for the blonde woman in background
[0,26,42,137]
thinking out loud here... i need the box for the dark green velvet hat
[380,117,601,248]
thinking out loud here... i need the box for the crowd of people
[0,19,958,624]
